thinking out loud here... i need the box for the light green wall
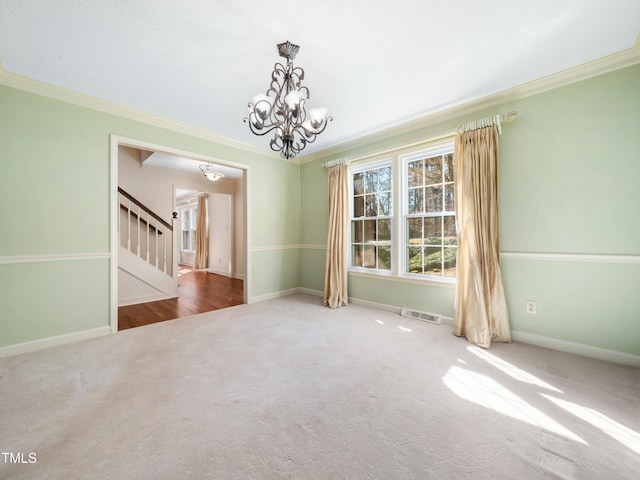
[2,64,639,356]
[299,63,640,356]
[0,86,300,347]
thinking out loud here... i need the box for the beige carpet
[1,293,639,479]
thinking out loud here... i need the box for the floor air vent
[400,307,441,325]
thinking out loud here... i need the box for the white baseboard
[206,268,231,277]
[298,287,323,297]
[249,288,302,304]
[0,326,111,358]
[118,292,175,307]
[337,295,640,368]
[510,330,640,368]
[349,296,402,314]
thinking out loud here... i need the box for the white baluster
[127,198,131,251]
[155,218,159,269]
[146,212,150,263]
[137,205,141,257]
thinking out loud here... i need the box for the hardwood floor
[118,266,244,330]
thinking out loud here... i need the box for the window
[349,141,456,282]
[180,204,198,252]
[350,162,393,271]
[404,150,456,278]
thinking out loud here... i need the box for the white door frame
[109,134,252,333]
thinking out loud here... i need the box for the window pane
[444,247,457,277]
[363,245,376,268]
[408,188,423,214]
[407,246,423,274]
[365,170,376,193]
[444,153,454,183]
[407,218,422,245]
[353,172,364,195]
[378,219,391,242]
[378,192,391,216]
[424,156,442,185]
[354,195,364,218]
[443,216,456,245]
[352,244,363,267]
[425,186,443,212]
[365,194,377,217]
[363,220,376,243]
[378,246,391,271]
[379,166,392,191]
[352,220,363,243]
[424,247,443,275]
[191,209,198,229]
[445,184,455,212]
[424,216,442,245]
[408,159,423,187]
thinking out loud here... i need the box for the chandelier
[244,41,332,160]
[199,164,225,182]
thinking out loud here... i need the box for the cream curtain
[324,163,349,308]
[194,194,209,270]
[454,126,511,348]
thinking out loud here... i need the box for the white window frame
[179,203,198,253]
[347,138,456,286]
[401,144,456,284]
[348,158,395,274]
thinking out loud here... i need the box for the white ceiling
[144,151,243,179]
[1,1,639,157]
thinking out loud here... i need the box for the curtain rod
[457,110,520,135]
[322,110,521,168]
[321,157,351,169]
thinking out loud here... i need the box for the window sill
[348,270,456,289]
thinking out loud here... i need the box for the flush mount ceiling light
[244,41,332,160]
[199,164,225,182]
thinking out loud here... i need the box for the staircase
[118,187,178,306]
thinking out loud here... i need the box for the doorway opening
[110,135,251,332]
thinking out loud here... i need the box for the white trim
[345,294,640,368]
[110,135,119,333]
[511,330,640,368]
[110,134,253,332]
[118,292,174,307]
[0,69,277,159]
[300,245,327,250]
[252,245,328,251]
[348,270,456,289]
[299,41,640,164]
[298,287,324,297]
[3,37,638,167]
[0,252,110,265]
[249,287,301,304]
[252,245,303,252]
[0,327,111,358]
[349,296,402,314]
[501,251,640,264]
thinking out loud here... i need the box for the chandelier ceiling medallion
[244,41,332,160]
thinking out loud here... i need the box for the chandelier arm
[243,116,282,137]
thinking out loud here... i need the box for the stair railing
[118,187,174,276]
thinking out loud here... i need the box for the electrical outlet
[525,300,537,315]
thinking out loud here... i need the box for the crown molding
[0,65,279,159]
[3,34,639,166]
[300,36,640,164]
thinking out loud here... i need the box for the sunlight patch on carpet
[443,365,586,444]
[542,394,640,455]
